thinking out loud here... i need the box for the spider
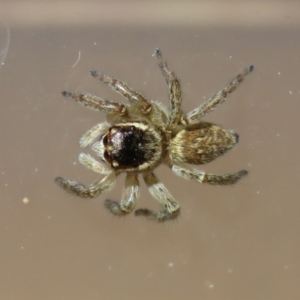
[55,49,253,222]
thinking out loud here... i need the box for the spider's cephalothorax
[55,49,253,222]
[97,121,166,172]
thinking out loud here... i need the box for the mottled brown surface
[1,1,300,299]
[171,122,238,165]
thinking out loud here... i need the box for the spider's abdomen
[103,121,165,172]
[170,122,238,165]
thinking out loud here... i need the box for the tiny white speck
[34,168,38,172]
[23,197,30,204]
[289,90,292,94]
[278,72,281,75]
[257,191,260,194]
[108,266,112,271]
[229,55,232,59]
[21,246,24,250]
[276,133,280,137]
[47,215,51,220]
[94,42,97,45]
[168,262,174,268]
[204,281,214,289]
[73,162,77,165]
[228,269,233,273]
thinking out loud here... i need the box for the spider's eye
[103,135,108,146]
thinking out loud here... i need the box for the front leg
[55,172,117,198]
[104,173,140,216]
[135,172,180,222]
[154,48,182,130]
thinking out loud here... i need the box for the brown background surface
[0,1,299,299]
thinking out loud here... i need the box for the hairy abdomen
[170,122,238,165]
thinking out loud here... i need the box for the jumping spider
[55,49,253,222]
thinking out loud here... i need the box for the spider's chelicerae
[55,49,253,222]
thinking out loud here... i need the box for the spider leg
[154,48,182,130]
[90,70,152,114]
[79,123,109,147]
[186,65,254,124]
[91,70,168,130]
[104,173,140,216]
[135,172,180,222]
[78,153,111,174]
[55,172,117,198]
[61,90,127,116]
[171,163,248,185]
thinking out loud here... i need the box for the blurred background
[0,1,299,299]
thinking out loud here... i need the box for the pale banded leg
[78,153,111,174]
[105,173,140,216]
[172,164,248,185]
[55,172,117,198]
[186,65,254,124]
[135,172,180,221]
[79,123,110,147]
[154,48,182,130]
[90,70,152,114]
[61,90,127,115]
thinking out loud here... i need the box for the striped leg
[172,164,248,185]
[186,65,254,124]
[135,172,180,222]
[105,173,140,216]
[55,172,117,198]
[154,48,182,130]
